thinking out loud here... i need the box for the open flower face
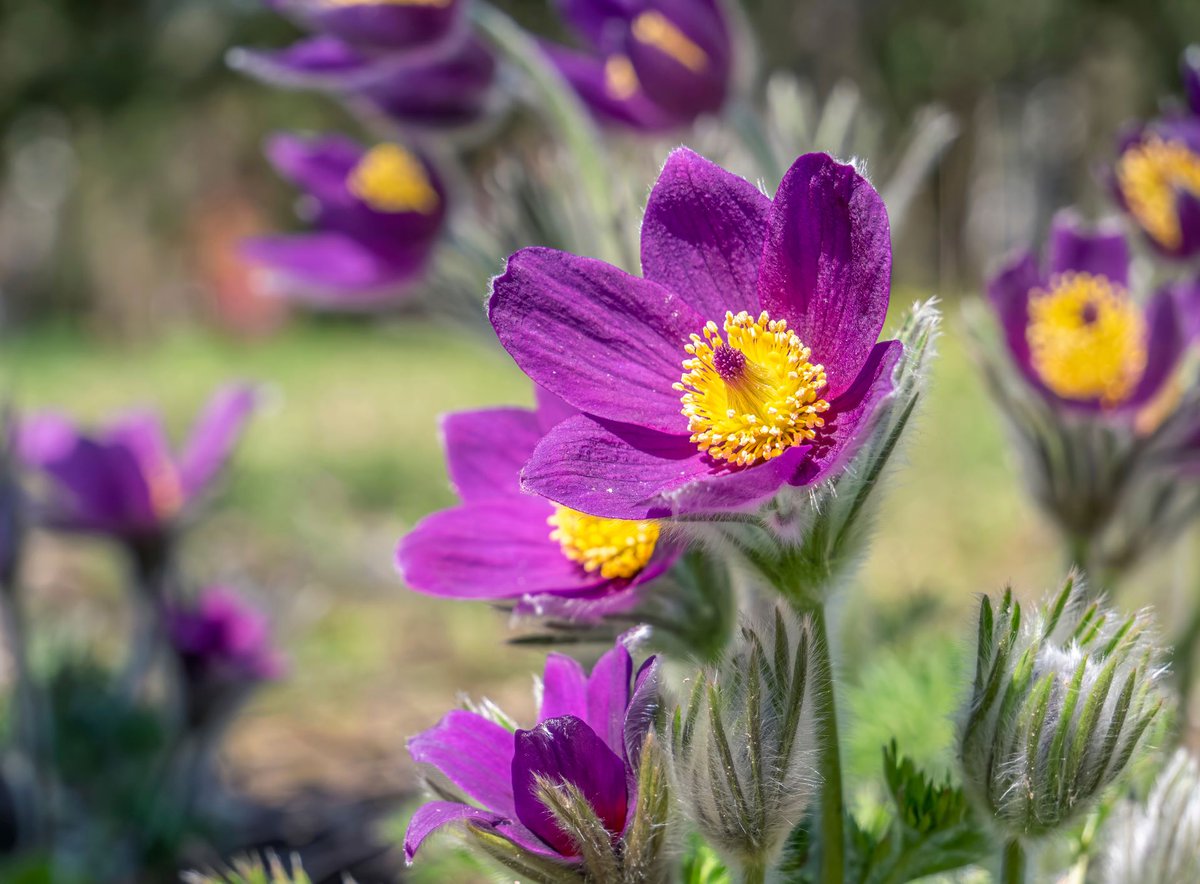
[16,386,258,540]
[543,0,731,131]
[488,149,901,520]
[243,134,446,309]
[988,213,1188,414]
[397,390,677,619]
[1112,116,1200,260]
[405,639,659,863]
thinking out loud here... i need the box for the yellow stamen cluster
[346,144,440,215]
[547,506,660,580]
[631,11,708,73]
[324,0,452,8]
[1115,136,1200,250]
[604,55,639,100]
[675,311,831,467]
[1026,272,1147,406]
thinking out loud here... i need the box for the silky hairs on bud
[1103,749,1200,884]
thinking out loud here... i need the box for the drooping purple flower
[404,637,659,864]
[987,211,1191,414]
[487,149,901,520]
[15,385,259,541]
[242,133,447,309]
[168,585,285,684]
[263,0,466,54]
[542,0,732,131]
[397,388,677,620]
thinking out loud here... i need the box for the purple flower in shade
[404,637,659,864]
[230,35,498,131]
[15,385,258,542]
[987,212,1193,414]
[242,133,447,309]
[263,0,466,55]
[542,0,732,131]
[168,585,285,685]
[397,388,678,620]
[486,149,902,521]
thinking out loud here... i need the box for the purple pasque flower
[488,149,902,521]
[15,385,258,541]
[405,637,659,864]
[987,211,1190,414]
[542,0,732,131]
[262,0,466,55]
[397,388,678,620]
[168,585,285,685]
[242,133,446,309]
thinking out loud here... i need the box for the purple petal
[521,415,808,519]
[242,232,431,307]
[409,710,517,816]
[277,0,463,52]
[441,408,542,501]
[1183,46,1200,117]
[534,387,580,433]
[489,247,701,434]
[1047,212,1130,286]
[397,497,607,599]
[791,340,902,486]
[515,582,644,623]
[758,153,892,398]
[555,0,629,49]
[986,250,1042,383]
[585,643,633,757]
[511,715,628,856]
[540,44,684,132]
[623,0,730,120]
[228,36,379,91]
[1167,277,1200,342]
[624,656,660,767]
[640,147,768,320]
[1177,191,1200,260]
[539,654,589,722]
[179,385,259,499]
[264,132,362,205]
[404,801,507,863]
[1125,288,1186,408]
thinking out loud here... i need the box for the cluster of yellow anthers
[676,310,831,467]
[1115,136,1200,251]
[347,144,441,215]
[630,11,708,73]
[547,506,661,581]
[1026,272,1147,406]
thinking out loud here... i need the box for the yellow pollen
[547,506,660,580]
[346,144,440,215]
[674,310,831,467]
[323,0,452,8]
[631,11,708,73]
[1026,272,1147,406]
[604,55,639,100]
[1115,136,1200,250]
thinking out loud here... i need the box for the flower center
[675,310,831,467]
[346,144,440,215]
[1026,272,1147,406]
[604,55,639,100]
[631,11,708,73]
[1115,136,1200,250]
[547,506,659,580]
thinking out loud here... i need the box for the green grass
[1,305,1079,876]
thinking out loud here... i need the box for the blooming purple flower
[397,388,678,620]
[405,637,659,864]
[242,133,446,309]
[542,0,732,131]
[168,585,285,685]
[487,149,901,520]
[987,212,1191,414]
[15,385,258,541]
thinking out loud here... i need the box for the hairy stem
[1002,839,1027,884]
[740,853,768,884]
[810,605,844,884]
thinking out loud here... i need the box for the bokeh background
[2,0,1200,879]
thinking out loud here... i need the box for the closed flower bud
[668,604,819,876]
[1103,749,1200,884]
[959,572,1166,841]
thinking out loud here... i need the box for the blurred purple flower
[168,585,285,685]
[543,0,732,131]
[397,388,677,621]
[1183,45,1200,117]
[487,149,901,520]
[405,637,658,863]
[15,385,258,542]
[242,133,447,310]
[264,0,466,54]
[987,212,1191,414]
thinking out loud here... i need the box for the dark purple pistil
[712,345,746,382]
[1080,301,1099,325]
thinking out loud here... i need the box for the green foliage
[680,836,731,884]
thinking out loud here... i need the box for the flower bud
[183,852,316,884]
[668,604,819,873]
[1103,749,1200,884]
[959,572,1166,840]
